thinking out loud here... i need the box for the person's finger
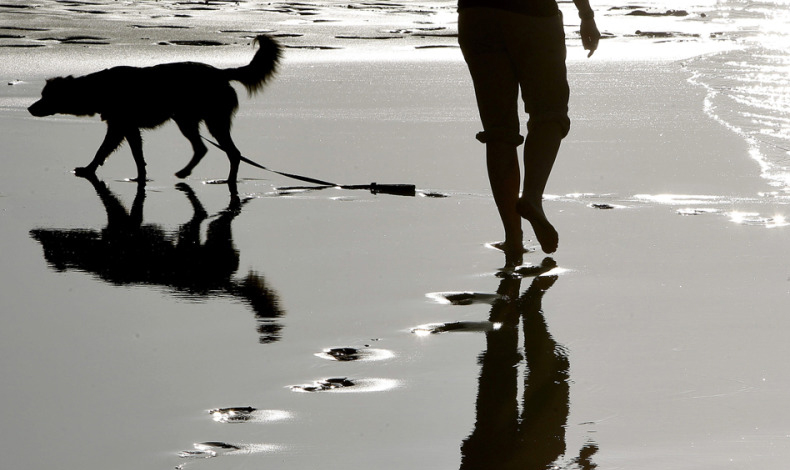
[583,33,599,58]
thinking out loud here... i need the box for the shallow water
[3,2,790,470]
[3,55,790,469]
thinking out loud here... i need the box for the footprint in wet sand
[179,441,240,459]
[178,441,281,462]
[411,320,501,335]
[290,377,399,393]
[315,346,395,362]
[497,257,560,279]
[176,407,289,465]
[209,406,256,423]
[426,291,501,306]
[290,377,356,392]
[208,406,292,424]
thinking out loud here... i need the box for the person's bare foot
[490,240,528,254]
[490,240,527,267]
[516,198,558,254]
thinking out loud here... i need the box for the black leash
[201,136,416,197]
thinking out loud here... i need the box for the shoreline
[0,0,749,81]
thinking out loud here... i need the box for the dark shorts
[458,8,570,146]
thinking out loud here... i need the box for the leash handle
[342,183,416,197]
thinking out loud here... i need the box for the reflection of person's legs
[459,9,526,262]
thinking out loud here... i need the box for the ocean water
[684,0,790,193]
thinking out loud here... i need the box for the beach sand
[2,2,790,469]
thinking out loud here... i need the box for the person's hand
[580,18,600,58]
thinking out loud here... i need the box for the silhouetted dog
[28,35,281,191]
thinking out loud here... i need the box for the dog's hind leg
[124,127,147,182]
[205,116,241,196]
[174,118,208,179]
[75,123,124,177]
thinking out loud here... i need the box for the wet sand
[3,2,790,470]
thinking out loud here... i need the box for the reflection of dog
[30,176,285,344]
[28,35,280,190]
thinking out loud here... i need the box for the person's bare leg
[517,122,563,253]
[486,141,525,265]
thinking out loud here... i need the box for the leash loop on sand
[201,135,416,196]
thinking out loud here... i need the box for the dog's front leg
[124,127,147,182]
[75,123,124,177]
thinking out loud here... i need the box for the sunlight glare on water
[687,0,790,192]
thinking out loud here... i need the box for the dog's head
[29,76,96,117]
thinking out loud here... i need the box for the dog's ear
[45,75,73,83]
[42,75,74,94]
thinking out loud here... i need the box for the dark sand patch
[1,25,49,31]
[263,3,321,15]
[631,30,701,39]
[37,35,110,45]
[284,44,342,50]
[161,39,227,46]
[627,9,690,17]
[173,3,220,12]
[55,0,103,5]
[412,32,458,38]
[347,2,407,10]
[415,45,458,49]
[607,5,649,11]
[0,43,45,48]
[335,35,402,40]
[347,2,434,16]
[131,24,192,30]
[0,3,36,9]
[65,9,109,15]
[38,35,108,41]
[219,29,276,34]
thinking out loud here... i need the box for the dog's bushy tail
[225,34,281,95]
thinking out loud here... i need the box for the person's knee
[527,114,570,139]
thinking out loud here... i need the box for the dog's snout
[28,100,51,117]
